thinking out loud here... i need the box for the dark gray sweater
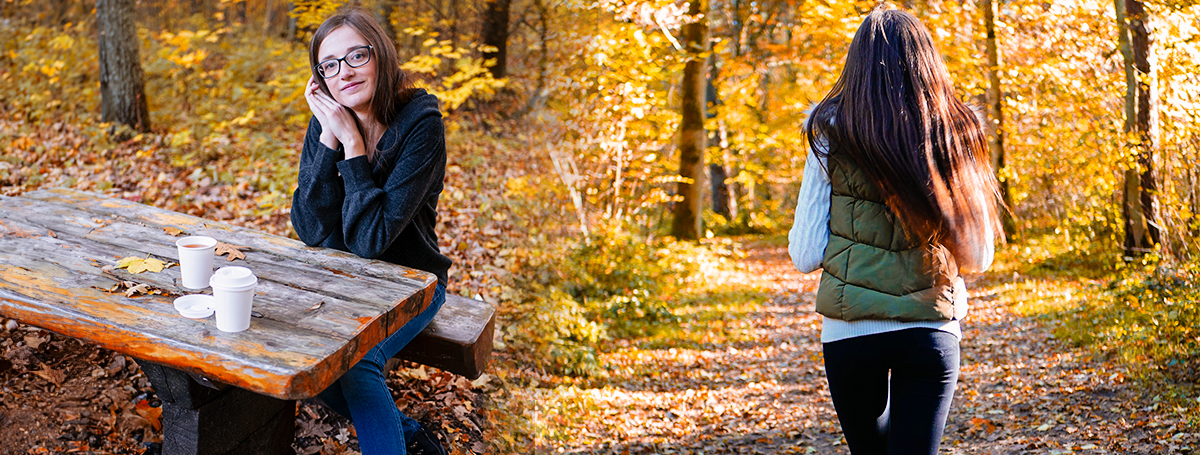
[291,89,451,286]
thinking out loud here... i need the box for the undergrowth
[991,230,1200,424]
[498,228,747,378]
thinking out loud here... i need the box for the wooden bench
[0,188,495,454]
[398,293,495,379]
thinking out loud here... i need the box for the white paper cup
[176,236,217,290]
[210,266,258,333]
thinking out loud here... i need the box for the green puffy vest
[815,153,965,322]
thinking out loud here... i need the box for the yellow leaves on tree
[400,36,507,111]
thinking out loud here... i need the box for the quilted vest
[815,153,964,322]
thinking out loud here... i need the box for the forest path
[543,239,1196,454]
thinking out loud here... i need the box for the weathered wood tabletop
[0,187,437,401]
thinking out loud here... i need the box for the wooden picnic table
[0,187,439,454]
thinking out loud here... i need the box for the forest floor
[0,325,491,455]
[522,238,1200,454]
[2,236,1199,454]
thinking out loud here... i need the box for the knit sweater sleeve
[336,115,446,259]
[291,117,345,248]
[788,148,831,273]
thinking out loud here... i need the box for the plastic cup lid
[210,266,258,289]
[174,294,215,319]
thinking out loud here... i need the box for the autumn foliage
[3,0,1200,450]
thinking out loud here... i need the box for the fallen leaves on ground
[504,239,1200,454]
[0,326,162,455]
[134,399,162,431]
[32,365,65,386]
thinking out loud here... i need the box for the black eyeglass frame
[315,45,374,79]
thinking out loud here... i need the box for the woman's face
[317,26,377,115]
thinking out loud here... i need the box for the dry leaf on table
[124,284,151,297]
[129,258,168,274]
[163,227,184,236]
[215,241,248,261]
[115,256,172,274]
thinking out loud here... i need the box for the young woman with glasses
[291,8,451,455]
[788,6,1003,454]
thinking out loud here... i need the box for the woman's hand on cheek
[305,77,341,150]
[308,87,366,159]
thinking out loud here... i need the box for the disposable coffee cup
[176,236,217,289]
[210,266,258,333]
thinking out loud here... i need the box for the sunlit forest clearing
[1,0,1200,453]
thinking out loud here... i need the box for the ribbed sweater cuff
[337,155,375,193]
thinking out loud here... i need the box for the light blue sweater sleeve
[788,149,831,273]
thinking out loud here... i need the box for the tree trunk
[706,60,732,219]
[710,164,731,219]
[377,1,397,45]
[982,0,1015,238]
[287,1,298,42]
[97,0,151,134]
[1116,0,1162,256]
[671,0,709,240]
[480,0,510,79]
[263,0,275,37]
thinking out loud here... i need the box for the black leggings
[822,328,960,455]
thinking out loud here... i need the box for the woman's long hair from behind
[309,8,418,160]
[806,7,1003,260]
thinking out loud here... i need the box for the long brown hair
[309,8,418,159]
[806,6,1003,258]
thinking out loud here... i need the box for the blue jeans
[822,328,960,455]
[317,283,445,455]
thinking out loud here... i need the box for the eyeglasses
[315,45,373,79]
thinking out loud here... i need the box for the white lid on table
[174,294,215,319]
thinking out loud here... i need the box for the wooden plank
[0,204,412,394]
[21,188,433,284]
[0,190,438,399]
[396,294,495,379]
[0,213,419,343]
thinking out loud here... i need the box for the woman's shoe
[407,422,448,455]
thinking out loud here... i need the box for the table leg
[136,360,296,455]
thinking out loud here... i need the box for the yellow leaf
[121,257,168,274]
[127,261,147,274]
[141,258,166,273]
[116,257,142,269]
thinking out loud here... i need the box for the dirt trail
[548,241,1197,454]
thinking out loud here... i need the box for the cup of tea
[176,236,217,289]
[210,266,258,333]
